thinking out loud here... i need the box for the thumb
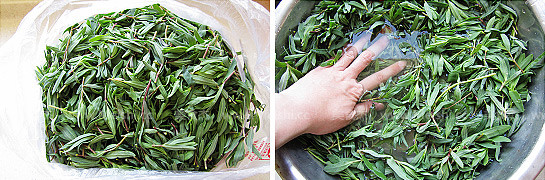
[349,101,385,121]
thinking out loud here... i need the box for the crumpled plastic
[0,0,270,179]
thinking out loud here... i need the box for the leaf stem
[171,122,178,135]
[61,29,74,65]
[431,115,440,133]
[508,50,523,72]
[104,135,127,153]
[97,56,113,66]
[96,124,104,135]
[443,92,473,110]
[85,145,96,154]
[434,73,496,105]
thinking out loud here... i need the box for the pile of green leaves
[36,4,262,171]
[276,0,543,179]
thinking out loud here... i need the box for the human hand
[276,34,407,147]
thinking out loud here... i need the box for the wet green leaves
[278,0,544,179]
[38,4,262,171]
[323,157,359,174]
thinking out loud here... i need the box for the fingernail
[398,61,407,69]
[366,36,389,59]
[374,102,385,111]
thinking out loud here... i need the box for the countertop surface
[0,0,41,46]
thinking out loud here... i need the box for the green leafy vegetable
[38,4,263,171]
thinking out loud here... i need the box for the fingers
[334,47,359,69]
[344,35,390,78]
[359,61,407,91]
[333,33,371,69]
[351,33,372,54]
[349,101,385,121]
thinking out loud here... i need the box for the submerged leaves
[277,0,543,179]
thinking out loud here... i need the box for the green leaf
[369,21,385,31]
[192,75,218,87]
[361,156,387,179]
[70,156,100,168]
[104,150,136,159]
[478,142,501,149]
[320,50,343,67]
[60,133,95,152]
[163,46,188,54]
[399,2,424,11]
[104,104,116,135]
[193,29,205,44]
[501,34,510,51]
[479,125,511,139]
[118,40,143,54]
[204,134,219,161]
[509,89,524,112]
[347,125,378,139]
[284,53,305,61]
[490,136,511,143]
[278,67,290,91]
[108,78,147,90]
[324,158,358,174]
[161,141,197,151]
[359,149,393,159]
[89,35,115,42]
[144,154,162,170]
[424,2,438,21]
[451,151,464,168]
[500,3,517,17]
[228,138,246,167]
[89,134,114,145]
[386,158,412,180]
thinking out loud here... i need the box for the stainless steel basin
[275,1,545,179]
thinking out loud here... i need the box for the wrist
[275,92,312,148]
[277,91,313,129]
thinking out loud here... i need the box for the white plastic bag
[0,0,270,179]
